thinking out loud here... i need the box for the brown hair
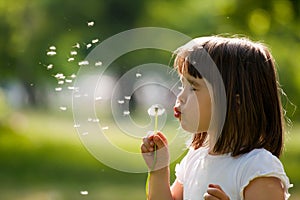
[174,36,284,158]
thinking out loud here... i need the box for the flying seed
[65,79,72,83]
[80,191,88,195]
[68,57,74,62]
[117,100,125,104]
[58,80,64,85]
[136,73,142,78]
[55,87,62,91]
[82,132,88,136]
[102,126,109,130]
[86,43,92,49]
[123,110,130,116]
[74,124,80,128]
[47,51,56,56]
[124,96,131,100]
[47,64,53,70]
[73,43,80,49]
[59,106,67,111]
[87,21,94,26]
[78,60,89,66]
[70,51,77,55]
[95,61,102,66]
[49,46,56,50]
[95,96,102,101]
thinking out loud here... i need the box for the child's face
[174,73,212,133]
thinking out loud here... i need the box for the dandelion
[146,104,165,198]
[95,61,102,66]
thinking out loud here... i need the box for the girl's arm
[141,132,183,200]
[244,177,285,200]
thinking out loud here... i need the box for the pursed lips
[173,106,181,119]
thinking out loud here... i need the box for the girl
[141,36,292,200]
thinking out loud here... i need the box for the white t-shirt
[175,147,292,200]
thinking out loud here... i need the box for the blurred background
[0,0,299,199]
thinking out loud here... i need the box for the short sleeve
[175,154,187,184]
[239,149,292,200]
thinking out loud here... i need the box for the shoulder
[237,148,292,199]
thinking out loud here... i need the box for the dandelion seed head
[148,104,165,116]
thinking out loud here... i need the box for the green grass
[0,110,299,199]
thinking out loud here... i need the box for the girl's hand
[141,132,170,171]
[203,184,230,200]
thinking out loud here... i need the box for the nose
[176,89,185,104]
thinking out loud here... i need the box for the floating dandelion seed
[73,43,80,49]
[47,64,53,70]
[80,191,89,195]
[70,74,76,79]
[54,73,65,79]
[58,80,64,85]
[83,93,88,97]
[82,132,88,136]
[47,51,56,56]
[123,110,130,116]
[74,94,81,98]
[70,50,77,56]
[55,87,62,92]
[87,21,94,26]
[92,118,99,122]
[92,38,99,44]
[78,60,89,66]
[136,73,142,78]
[68,86,75,90]
[87,118,93,122]
[59,106,67,111]
[65,79,72,83]
[86,43,92,49]
[117,100,125,104]
[95,61,102,66]
[74,124,81,128]
[124,96,131,100]
[68,57,74,62]
[95,96,102,101]
[49,46,56,50]
[102,126,109,130]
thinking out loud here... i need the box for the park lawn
[0,110,299,200]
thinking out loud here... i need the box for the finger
[153,134,167,149]
[156,132,168,144]
[203,192,219,200]
[209,184,224,191]
[142,137,154,151]
[207,186,229,200]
